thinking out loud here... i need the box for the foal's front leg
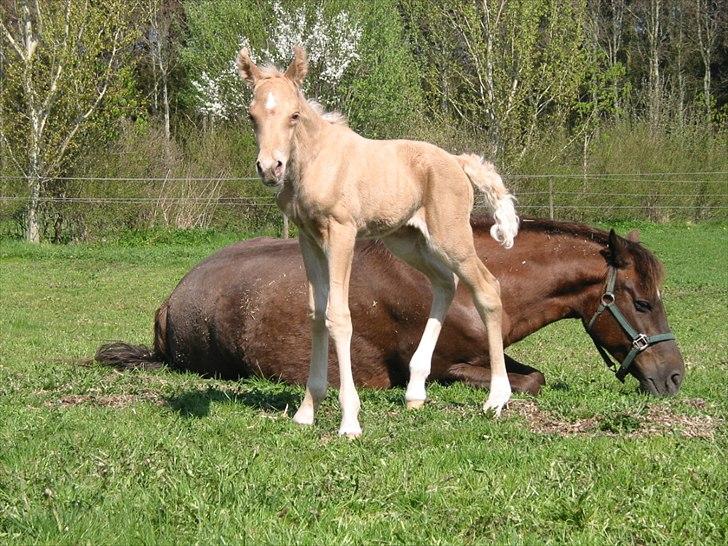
[293,233,330,426]
[324,223,361,437]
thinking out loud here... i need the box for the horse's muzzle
[638,369,683,396]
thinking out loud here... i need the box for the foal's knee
[325,309,352,340]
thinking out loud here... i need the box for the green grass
[1,222,726,544]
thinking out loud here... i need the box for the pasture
[0,221,726,544]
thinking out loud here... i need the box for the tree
[401,0,591,162]
[0,0,144,242]
[694,0,722,124]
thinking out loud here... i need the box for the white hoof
[483,376,511,417]
[338,421,362,438]
[406,399,425,410]
[292,406,315,426]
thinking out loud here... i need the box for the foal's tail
[457,153,519,249]
[94,302,169,371]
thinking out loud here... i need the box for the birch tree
[694,0,722,124]
[405,0,590,161]
[0,0,142,242]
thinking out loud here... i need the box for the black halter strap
[585,266,676,382]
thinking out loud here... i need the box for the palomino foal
[237,46,519,436]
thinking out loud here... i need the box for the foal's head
[237,46,309,187]
[587,229,685,395]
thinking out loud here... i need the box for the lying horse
[97,218,684,397]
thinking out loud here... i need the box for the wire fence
[1,172,726,241]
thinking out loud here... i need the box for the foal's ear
[284,45,308,86]
[236,48,261,87]
[602,229,630,268]
[626,229,641,242]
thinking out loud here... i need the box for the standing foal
[237,46,519,437]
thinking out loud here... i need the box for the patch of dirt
[47,392,164,408]
[508,399,722,439]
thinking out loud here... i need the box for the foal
[237,46,519,436]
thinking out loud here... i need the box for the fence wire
[1,172,726,241]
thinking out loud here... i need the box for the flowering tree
[191,1,362,121]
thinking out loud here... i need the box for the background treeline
[0,0,726,242]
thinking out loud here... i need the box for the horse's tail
[95,302,169,371]
[457,153,519,249]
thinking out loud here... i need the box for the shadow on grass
[166,385,299,418]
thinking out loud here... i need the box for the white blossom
[191,1,362,120]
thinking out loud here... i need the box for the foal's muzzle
[256,159,285,186]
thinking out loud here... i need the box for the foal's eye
[634,299,652,313]
[291,112,300,122]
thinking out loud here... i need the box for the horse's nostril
[276,160,283,169]
[670,372,682,386]
[255,161,263,174]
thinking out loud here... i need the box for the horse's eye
[634,299,652,313]
[291,112,300,121]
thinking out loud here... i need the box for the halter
[585,266,675,382]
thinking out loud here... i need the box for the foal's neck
[289,100,336,180]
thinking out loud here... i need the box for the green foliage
[0,223,726,542]
[0,1,147,177]
[179,0,423,135]
[400,0,592,161]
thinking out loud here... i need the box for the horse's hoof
[292,409,314,426]
[406,399,425,410]
[338,423,362,438]
[482,400,508,418]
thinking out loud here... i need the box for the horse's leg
[293,233,330,426]
[324,223,361,437]
[446,355,546,396]
[383,229,457,409]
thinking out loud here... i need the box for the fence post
[548,179,554,220]
[282,213,289,239]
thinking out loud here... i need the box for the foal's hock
[237,46,519,436]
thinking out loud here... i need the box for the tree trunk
[26,171,41,243]
[648,0,662,129]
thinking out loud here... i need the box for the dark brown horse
[97,218,684,397]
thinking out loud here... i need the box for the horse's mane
[360,216,665,292]
[472,215,665,292]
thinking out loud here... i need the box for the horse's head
[237,46,308,187]
[585,229,684,395]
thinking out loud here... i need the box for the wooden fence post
[548,179,555,220]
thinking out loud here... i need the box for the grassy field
[0,222,726,544]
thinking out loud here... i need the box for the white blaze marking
[265,92,277,111]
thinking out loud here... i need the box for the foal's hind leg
[451,255,511,414]
[384,228,457,409]
[427,218,512,415]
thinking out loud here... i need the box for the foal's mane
[472,216,665,291]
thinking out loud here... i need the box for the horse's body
[237,47,519,435]
[97,219,684,397]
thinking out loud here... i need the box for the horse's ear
[236,48,261,87]
[285,45,308,86]
[602,229,629,268]
[626,229,641,242]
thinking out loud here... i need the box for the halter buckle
[600,292,615,306]
[632,334,649,352]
